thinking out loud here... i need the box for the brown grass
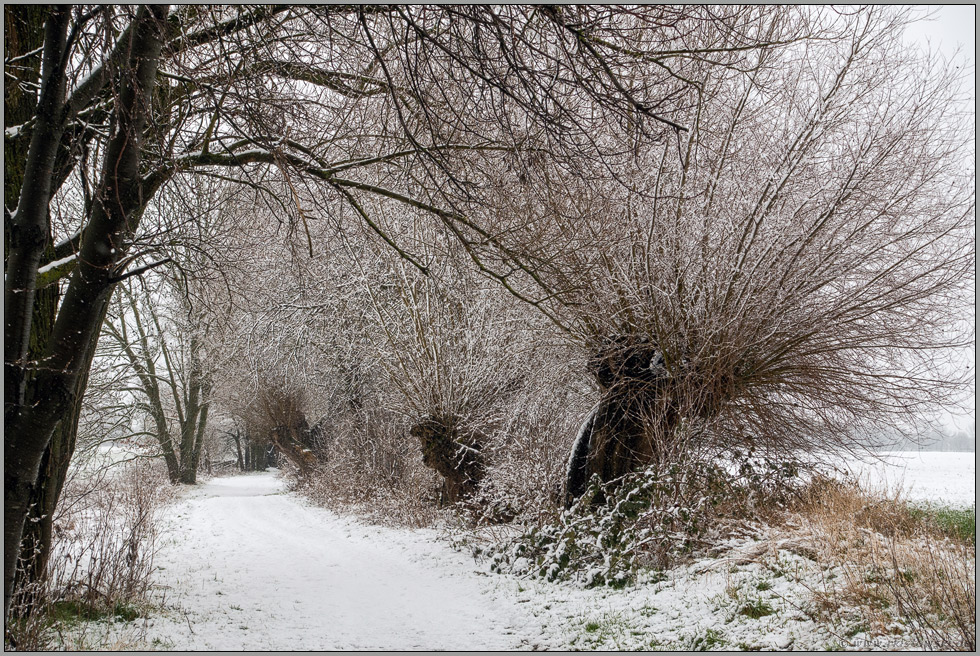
[786,477,975,650]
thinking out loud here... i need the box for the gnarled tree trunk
[411,413,486,504]
[564,337,679,506]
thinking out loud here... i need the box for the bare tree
[4,6,173,614]
[340,224,553,504]
[3,4,818,612]
[102,274,212,484]
[538,8,975,500]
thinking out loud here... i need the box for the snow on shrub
[486,454,803,587]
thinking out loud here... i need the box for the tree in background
[103,274,212,485]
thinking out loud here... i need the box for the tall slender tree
[102,276,211,484]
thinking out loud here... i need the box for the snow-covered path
[146,471,534,650]
[134,456,973,651]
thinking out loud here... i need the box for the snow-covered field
[838,450,975,507]
[90,452,972,651]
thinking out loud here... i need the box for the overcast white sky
[903,5,975,62]
[903,6,975,435]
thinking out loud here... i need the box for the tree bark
[4,5,169,617]
[14,301,106,609]
[178,350,202,484]
[564,339,678,505]
[411,414,485,505]
[191,386,211,479]
[177,335,210,484]
[4,7,68,606]
[4,5,48,262]
[4,8,69,421]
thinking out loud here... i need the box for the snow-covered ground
[77,451,972,650]
[132,472,833,651]
[116,452,974,651]
[838,450,975,507]
[137,473,535,650]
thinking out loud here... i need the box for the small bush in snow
[6,460,172,651]
[486,454,803,587]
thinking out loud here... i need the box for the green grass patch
[739,598,776,619]
[736,641,763,651]
[909,503,975,544]
[574,612,634,649]
[687,628,726,651]
[49,600,142,624]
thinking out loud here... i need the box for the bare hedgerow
[306,407,446,528]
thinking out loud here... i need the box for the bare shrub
[467,379,592,524]
[487,453,806,587]
[50,461,171,603]
[5,460,172,650]
[883,536,976,651]
[307,407,443,527]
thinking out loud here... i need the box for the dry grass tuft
[786,476,975,650]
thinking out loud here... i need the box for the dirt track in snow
[145,472,534,650]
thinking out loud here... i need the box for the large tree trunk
[190,389,211,479]
[564,391,679,505]
[4,6,169,617]
[5,7,61,609]
[3,9,70,417]
[4,5,47,263]
[564,337,679,506]
[410,413,485,505]
[177,362,202,484]
[13,301,106,611]
[4,8,74,619]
